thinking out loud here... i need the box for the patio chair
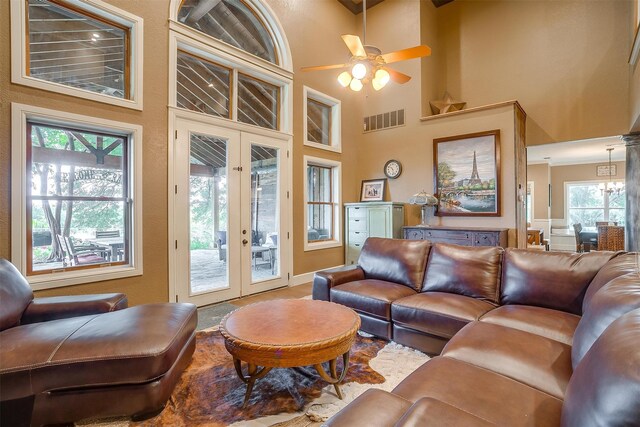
[57,234,107,266]
[216,231,227,261]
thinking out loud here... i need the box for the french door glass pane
[251,145,279,282]
[189,133,229,294]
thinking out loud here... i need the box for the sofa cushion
[359,238,431,292]
[0,259,34,332]
[391,292,495,340]
[572,272,640,368]
[501,249,617,315]
[395,397,495,427]
[331,280,416,321]
[324,389,412,427]
[582,252,638,311]
[441,322,572,399]
[422,244,503,304]
[562,308,640,427]
[479,305,580,345]
[392,357,563,426]
[0,303,197,400]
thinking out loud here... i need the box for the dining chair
[572,223,583,252]
[597,225,625,251]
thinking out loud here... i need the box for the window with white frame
[304,156,341,250]
[566,181,626,228]
[12,103,143,289]
[11,0,143,110]
[303,86,341,152]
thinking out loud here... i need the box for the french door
[174,119,289,306]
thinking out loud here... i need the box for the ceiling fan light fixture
[351,62,368,80]
[371,68,390,91]
[337,71,352,87]
[349,78,363,92]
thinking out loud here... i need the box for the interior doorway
[173,118,289,306]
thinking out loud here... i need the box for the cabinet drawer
[349,231,368,244]
[347,206,367,219]
[424,229,471,241]
[349,217,367,232]
[404,229,425,240]
[473,232,498,246]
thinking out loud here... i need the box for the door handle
[242,239,248,246]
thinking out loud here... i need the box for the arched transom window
[177,0,277,64]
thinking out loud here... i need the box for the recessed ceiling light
[92,33,100,38]
[91,38,97,42]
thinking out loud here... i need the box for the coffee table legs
[232,358,273,407]
[314,351,350,400]
[233,351,351,407]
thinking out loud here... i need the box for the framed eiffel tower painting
[433,130,501,217]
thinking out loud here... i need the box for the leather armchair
[0,259,197,426]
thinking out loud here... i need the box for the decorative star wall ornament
[429,91,466,115]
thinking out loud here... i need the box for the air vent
[363,109,405,133]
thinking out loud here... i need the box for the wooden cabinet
[403,226,508,247]
[345,202,404,265]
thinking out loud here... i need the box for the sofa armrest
[21,293,128,324]
[312,265,365,301]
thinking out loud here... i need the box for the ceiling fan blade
[342,34,366,57]
[382,45,432,64]
[300,63,349,72]
[386,67,412,84]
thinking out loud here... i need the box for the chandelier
[599,148,624,195]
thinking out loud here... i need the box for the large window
[303,156,341,251]
[11,0,144,109]
[12,103,143,289]
[566,181,625,227]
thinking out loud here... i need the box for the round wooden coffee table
[220,299,360,407]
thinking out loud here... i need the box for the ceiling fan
[301,0,431,92]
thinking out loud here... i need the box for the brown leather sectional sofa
[0,259,197,427]
[313,238,640,426]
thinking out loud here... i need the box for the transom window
[27,121,132,274]
[177,0,277,64]
[238,73,279,130]
[566,181,625,227]
[177,50,231,118]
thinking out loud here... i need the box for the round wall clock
[384,160,402,179]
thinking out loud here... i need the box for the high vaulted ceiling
[337,0,454,14]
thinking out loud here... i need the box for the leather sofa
[313,238,640,426]
[0,259,197,427]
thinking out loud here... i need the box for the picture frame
[433,130,501,216]
[596,164,616,177]
[360,179,386,202]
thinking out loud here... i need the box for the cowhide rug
[78,327,428,427]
